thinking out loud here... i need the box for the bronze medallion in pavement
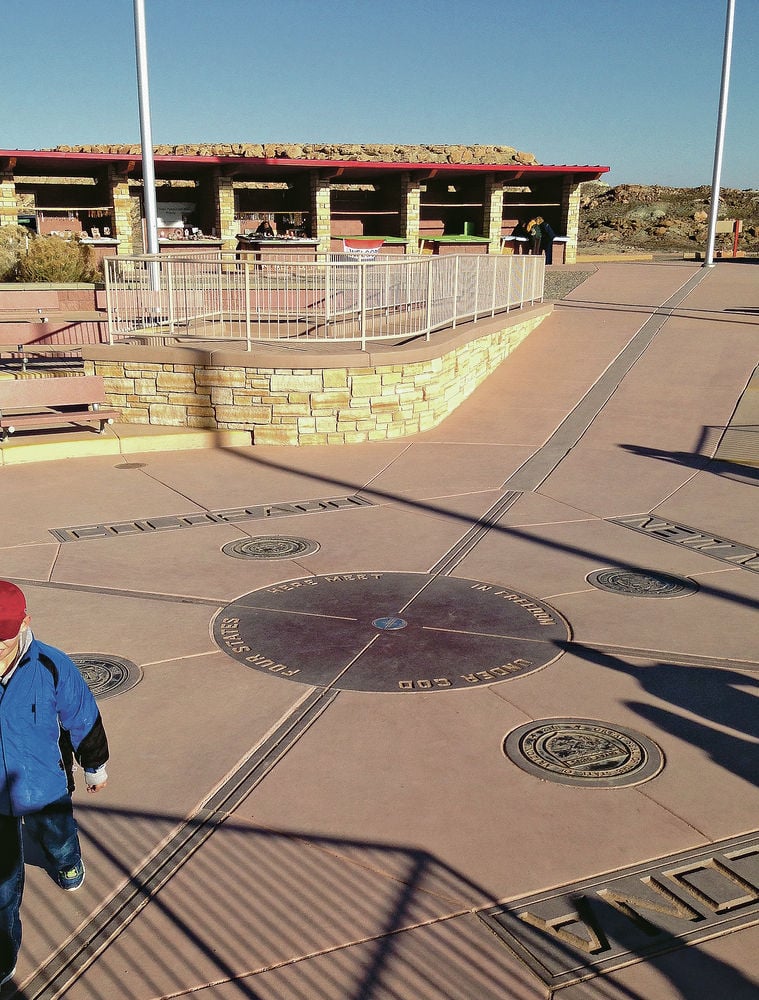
[587,567,698,598]
[71,654,142,700]
[221,536,320,560]
[504,718,664,787]
[214,572,569,692]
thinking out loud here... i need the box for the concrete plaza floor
[2,259,759,999]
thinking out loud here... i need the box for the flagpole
[133,0,159,261]
[704,0,735,267]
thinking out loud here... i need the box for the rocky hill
[579,182,759,256]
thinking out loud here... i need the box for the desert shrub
[0,245,17,281]
[0,224,32,281]
[18,234,97,283]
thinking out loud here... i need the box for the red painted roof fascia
[1,148,609,178]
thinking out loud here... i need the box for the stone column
[561,177,582,264]
[0,168,18,229]
[211,169,237,251]
[310,171,332,253]
[107,167,136,255]
[400,173,422,252]
[483,175,504,253]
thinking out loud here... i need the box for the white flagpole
[133,0,159,261]
[704,0,735,268]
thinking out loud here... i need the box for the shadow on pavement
[8,806,759,1000]
[563,642,759,789]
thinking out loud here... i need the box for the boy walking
[0,581,109,988]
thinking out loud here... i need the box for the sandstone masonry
[84,305,550,445]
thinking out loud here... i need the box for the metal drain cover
[71,654,142,701]
[587,567,698,598]
[221,536,320,560]
[504,718,664,787]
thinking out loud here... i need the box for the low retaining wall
[83,303,551,445]
[0,283,108,346]
[0,283,106,312]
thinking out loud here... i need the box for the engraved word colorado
[50,495,373,543]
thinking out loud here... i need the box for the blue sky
[5,0,757,188]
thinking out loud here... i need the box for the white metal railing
[104,251,544,350]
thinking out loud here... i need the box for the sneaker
[0,965,16,987]
[57,859,85,891]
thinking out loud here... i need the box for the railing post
[244,259,252,350]
[473,254,481,322]
[425,256,434,340]
[506,254,513,312]
[104,260,115,345]
[167,260,175,334]
[324,256,331,334]
[452,255,460,329]
[217,257,225,337]
[359,261,366,350]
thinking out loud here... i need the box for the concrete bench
[0,375,120,441]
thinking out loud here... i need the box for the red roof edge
[0,148,609,177]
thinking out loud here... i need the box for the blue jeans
[0,797,81,976]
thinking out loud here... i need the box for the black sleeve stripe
[74,712,110,770]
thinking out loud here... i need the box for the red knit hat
[0,581,27,640]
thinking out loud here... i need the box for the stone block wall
[0,170,17,228]
[108,168,135,255]
[310,175,332,254]
[484,175,505,252]
[212,170,236,250]
[561,178,582,264]
[84,305,549,445]
[401,174,422,250]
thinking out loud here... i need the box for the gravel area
[544,267,595,300]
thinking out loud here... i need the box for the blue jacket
[0,637,109,816]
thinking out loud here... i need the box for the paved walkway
[3,260,759,999]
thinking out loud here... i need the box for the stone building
[0,144,608,264]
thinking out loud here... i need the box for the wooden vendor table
[549,236,568,265]
[499,235,529,255]
[331,237,410,256]
[419,236,491,255]
[158,238,224,254]
[236,236,319,262]
[81,238,120,267]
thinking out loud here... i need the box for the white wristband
[84,765,108,786]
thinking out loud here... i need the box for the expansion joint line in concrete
[424,270,711,579]
[20,687,338,1000]
[427,490,523,578]
[569,640,759,674]
[504,268,709,494]
[6,576,227,608]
